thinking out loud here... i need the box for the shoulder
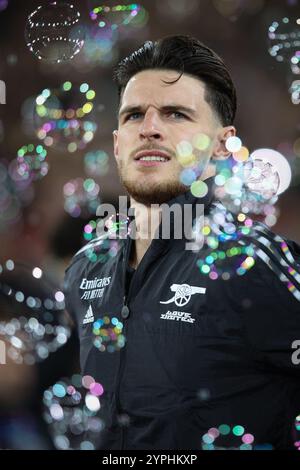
[244,221,300,302]
[64,233,123,285]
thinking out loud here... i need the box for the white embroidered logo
[83,305,95,325]
[79,276,111,300]
[160,310,195,323]
[160,283,206,307]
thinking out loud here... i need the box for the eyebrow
[118,104,198,120]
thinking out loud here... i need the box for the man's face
[113,69,234,205]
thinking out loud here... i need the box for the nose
[139,108,163,141]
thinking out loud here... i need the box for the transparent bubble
[289,79,300,104]
[0,160,34,232]
[243,159,280,199]
[35,82,97,153]
[43,375,105,450]
[0,261,69,366]
[89,3,148,33]
[25,2,85,63]
[9,144,49,186]
[268,17,300,72]
[63,177,101,218]
[84,150,109,177]
[93,316,126,353]
[201,424,255,450]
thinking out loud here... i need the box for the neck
[128,166,216,269]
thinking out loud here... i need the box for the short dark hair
[113,35,237,126]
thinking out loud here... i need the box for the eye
[170,111,187,119]
[126,112,143,121]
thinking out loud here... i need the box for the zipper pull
[121,296,130,319]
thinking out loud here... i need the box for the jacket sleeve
[241,234,300,377]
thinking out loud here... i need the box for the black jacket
[64,181,300,450]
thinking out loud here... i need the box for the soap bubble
[93,316,126,353]
[25,2,85,63]
[35,82,97,153]
[289,79,300,104]
[43,374,105,450]
[0,261,71,365]
[84,150,109,177]
[9,144,49,187]
[268,17,300,73]
[0,160,34,232]
[63,177,101,218]
[89,3,149,33]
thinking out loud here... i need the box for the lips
[134,150,171,161]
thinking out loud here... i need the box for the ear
[113,130,119,163]
[211,126,236,161]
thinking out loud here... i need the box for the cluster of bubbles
[0,260,70,365]
[35,82,97,153]
[195,203,257,281]
[84,150,109,177]
[177,133,291,227]
[0,316,70,365]
[77,3,148,68]
[177,133,212,195]
[9,144,49,187]
[268,16,300,104]
[0,0,9,13]
[175,133,294,283]
[89,3,148,35]
[63,177,101,218]
[201,424,256,450]
[0,260,65,311]
[25,2,85,63]
[0,160,34,231]
[92,315,126,352]
[43,374,105,450]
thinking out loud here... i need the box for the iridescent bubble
[25,2,85,63]
[93,316,126,353]
[249,148,291,195]
[192,133,211,151]
[9,144,49,186]
[63,177,101,218]
[225,136,242,153]
[35,82,97,153]
[190,180,208,198]
[90,3,149,33]
[84,150,109,176]
[268,17,300,73]
[43,375,105,450]
[0,160,35,232]
[201,424,255,450]
[289,79,300,104]
[180,168,197,186]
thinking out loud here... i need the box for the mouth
[134,151,171,166]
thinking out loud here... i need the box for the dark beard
[120,174,188,206]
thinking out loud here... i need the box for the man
[64,35,300,450]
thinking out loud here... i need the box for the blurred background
[0,0,299,449]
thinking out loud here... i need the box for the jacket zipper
[114,236,134,450]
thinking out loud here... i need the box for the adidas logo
[83,305,95,325]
